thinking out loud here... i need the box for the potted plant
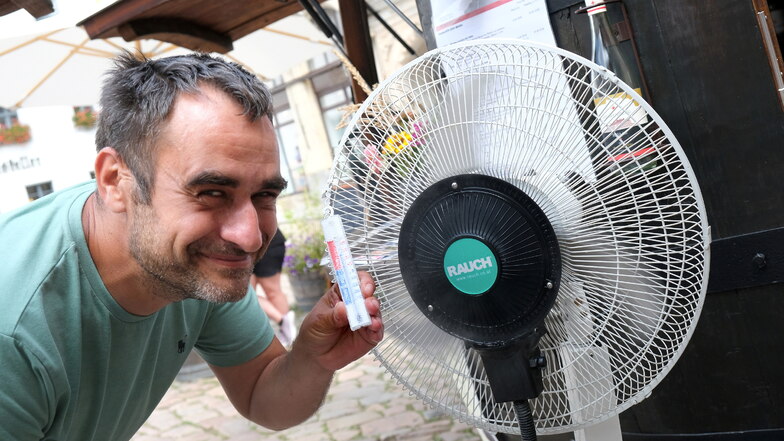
[282,223,328,312]
[0,122,32,145]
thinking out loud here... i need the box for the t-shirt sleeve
[194,286,275,367]
[0,334,53,439]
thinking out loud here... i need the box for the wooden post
[338,0,378,103]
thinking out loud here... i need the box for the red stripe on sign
[435,0,514,32]
[326,241,342,270]
[586,0,607,14]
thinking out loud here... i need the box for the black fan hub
[398,174,561,346]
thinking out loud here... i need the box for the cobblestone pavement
[131,354,485,441]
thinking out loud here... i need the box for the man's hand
[291,270,384,372]
[213,271,383,430]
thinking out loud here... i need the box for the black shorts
[253,229,286,278]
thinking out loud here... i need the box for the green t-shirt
[0,181,274,440]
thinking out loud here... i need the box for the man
[0,52,383,440]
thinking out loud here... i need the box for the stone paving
[130,354,485,441]
[131,274,488,441]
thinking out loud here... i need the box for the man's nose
[221,200,263,253]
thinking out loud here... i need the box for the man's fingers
[364,296,380,316]
[326,282,342,305]
[332,271,375,299]
[357,271,376,298]
[331,301,348,327]
[360,312,384,344]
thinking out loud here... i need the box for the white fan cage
[322,39,710,434]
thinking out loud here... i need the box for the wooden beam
[79,0,171,39]
[337,0,377,103]
[10,0,53,19]
[0,3,20,17]
[229,1,305,41]
[118,18,233,53]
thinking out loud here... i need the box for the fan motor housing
[398,174,561,347]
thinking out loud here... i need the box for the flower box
[0,123,32,145]
[73,106,97,129]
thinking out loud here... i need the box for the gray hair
[95,51,273,203]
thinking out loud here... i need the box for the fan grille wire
[322,40,709,434]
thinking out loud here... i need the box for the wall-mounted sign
[429,0,556,47]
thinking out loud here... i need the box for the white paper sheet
[431,0,556,47]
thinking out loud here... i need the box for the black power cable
[514,400,538,441]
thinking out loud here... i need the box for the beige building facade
[272,0,425,223]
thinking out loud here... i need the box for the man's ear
[94,148,135,213]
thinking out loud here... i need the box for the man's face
[127,86,285,303]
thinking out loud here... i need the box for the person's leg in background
[251,274,283,322]
[256,272,297,345]
[251,272,296,346]
[251,229,296,346]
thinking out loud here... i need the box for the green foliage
[280,192,326,276]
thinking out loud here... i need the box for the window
[319,87,353,155]
[0,107,18,127]
[267,57,353,194]
[0,107,31,145]
[27,182,53,201]
[311,61,353,156]
[271,97,306,194]
[276,116,306,192]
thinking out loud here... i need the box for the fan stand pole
[574,415,622,441]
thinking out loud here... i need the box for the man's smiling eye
[254,191,279,199]
[199,190,225,198]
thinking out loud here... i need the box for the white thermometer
[322,214,371,331]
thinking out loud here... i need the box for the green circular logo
[443,238,498,295]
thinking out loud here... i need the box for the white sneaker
[280,311,298,344]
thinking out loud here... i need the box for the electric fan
[322,39,709,440]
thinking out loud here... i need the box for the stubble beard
[127,203,253,304]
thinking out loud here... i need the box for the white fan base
[575,415,622,441]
